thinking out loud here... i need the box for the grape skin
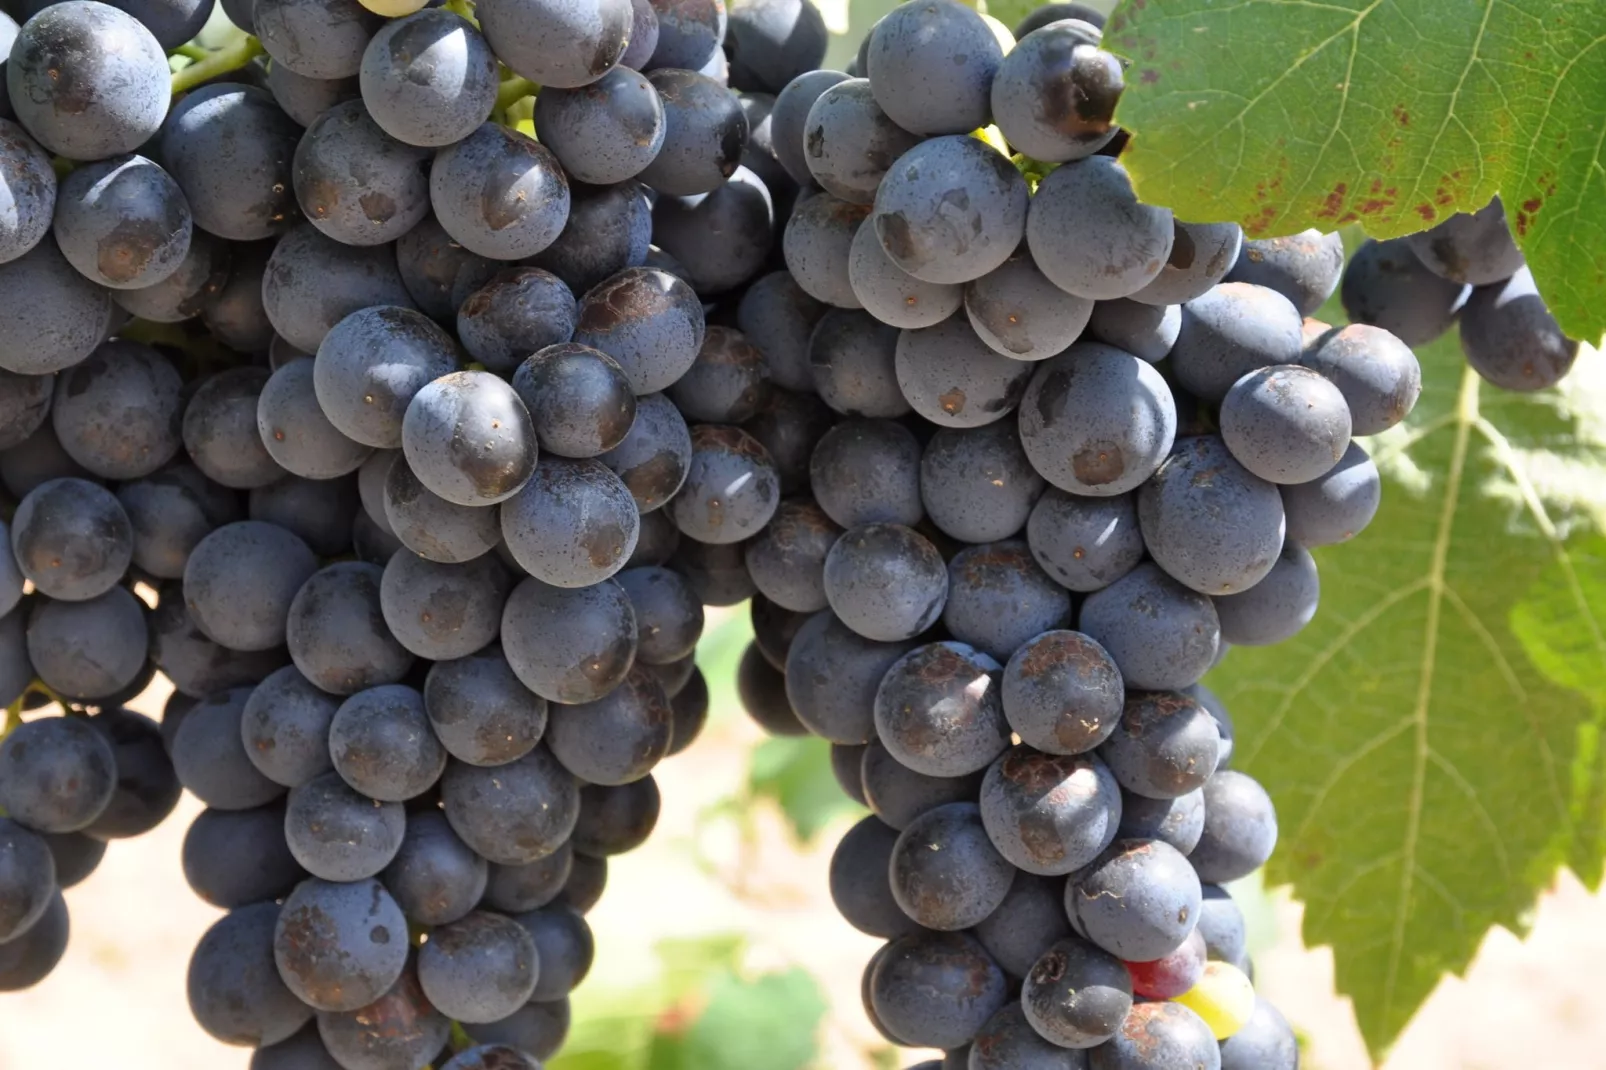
[162,85,303,242]
[242,665,341,788]
[329,683,448,801]
[802,77,920,205]
[869,930,1009,1051]
[1225,228,1344,315]
[0,818,54,944]
[500,576,636,704]
[283,770,406,881]
[1406,195,1525,286]
[1099,690,1220,801]
[424,645,548,767]
[570,774,661,856]
[267,64,361,129]
[418,911,539,1023]
[920,423,1045,545]
[964,248,1095,361]
[824,521,947,642]
[1340,237,1467,347]
[769,69,851,186]
[384,456,503,563]
[181,805,307,909]
[461,271,580,376]
[258,358,374,480]
[1132,220,1243,307]
[545,664,672,784]
[287,561,417,695]
[264,227,418,353]
[1026,157,1173,300]
[1026,489,1145,593]
[1280,438,1381,547]
[53,153,191,289]
[1220,363,1351,486]
[1078,562,1220,691]
[532,67,668,185]
[0,241,115,376]
[476,0,631,89]
[1170,281,1304,403]
[183,520,318,653]
[571,266,707,394]
[1089,1001,1220,1070]
[52,341,183,479]
[866,0,1001,136]
[737,270,828,390]
[1021,936,1134,1049]
[1214,541,1319,646]
[188,902,313,1046]
[292,100,432,247]
[316,963,450,1070]
[431,124,571,260]
[847,219,962,329]
[895,316,1033,429]
[359,10,499,148]
[255,0,384,79]
[597,391,692,510]
[536,180,654,295]
[652,165,775,296]
[1001,630,1124,756]
[979,746,1120,876]
[943,541,1072,663]
[638,69,749,197]
[784,190,870,308]
[402,370,537,507]
[1189,770,1279,885]
[830,815,923,939]
[810,307,908,418]
[1087,297,1181,363]
[991,20,1121,163]
[12,476,133,601]
[872,136,1028,285]
[314,305,460,450]
[0,119,54,263]
[1458,265,1578,392]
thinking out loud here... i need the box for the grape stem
[496,76,539,116]
[173,42,210,61]
[170,35,265,96]
[1,695,22,740]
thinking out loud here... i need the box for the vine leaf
[1206,330,1606,1056]
[1105,0,1606,342]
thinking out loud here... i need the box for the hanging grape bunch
[0,0,831,1058]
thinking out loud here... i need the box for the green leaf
[1209,331,1606,1056]
[657,968,828,1070]
[748,735,866,843]
[1105,0,1606,342]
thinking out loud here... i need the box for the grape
[7,1,168,160]
[1116,788,1204,856]
[200,240,278,353]
[442,746,579,865]
[149,584,289,695]
[1459,265,1579,391]
[0,885,67,990]
[644,0,723,69]
[483,842,571,914]
[725,0,826,90]
[423,645,547,767]
[636,69,747,197]
[358,10,497,147]
[1068,838,1201,962]
[1213,541,1318,647]
[1087,298,1181,363]
[844,224,957,332]
[991,20,1120,163]
[999,630,1123,757]
[463,1000,572,1062]
[533,67,668,185]
[614,566,703,665]
[41,829,106,889]
[329,684,448,801]
[313,305,460,449]
[823,521,946,642]
[745,394,833,507]
[1026,489,1144,593]
[457,271,578,376]
[533,180,654,295]
[1225,228,1344,315]
[572,266,707,394]
[12,476,132,600]
[0,366,54,452]
[874,641,1007,776]
[981,745,1121,877]
[430,123,570,260]
[1195,884,1246,969]
[316,962,451,1070]
[26,587,149,700]
[829,814,923,939]
[653,166,775,296]
[184,367,287,489]
[737,639,807,734]
[666,664,708,751]
[188,902,314,1046]
[501,457,639,584]
[744,499,839,612]
[1138,436,1285,596]
[865,0,1000,135]
[737,270,828,390]
[665,326,770,425]
[807,308,905,418]
[53,153,191,289]
[181,519,316,652]
[830,741,869,803]
[1188,770,1278,885]
[1025,157,1173,301]
[81,708,179,838]
[1017,342,1177,496]
[1017,935,1132,1049]
[444,1044,542,1070]
[284,770,406,881]
[1130,220,1242,307]
[1168,959,1254,1041]
[287,561,417,695]
[240,665,339,789]
[255,0,382,78]
[1167,283,1303,405]
[500,576,636,703]
[477,0,629,87]
[417,910,539,1023]
[964,248,1095,361]
[255,382,368,502]
[967,876,1067,983]
[0,12,14,119]
[668,534,756,604]
[1124,927,1206,1001]
[1219,363,1351,486]
[183,804,306,908]
[596,391,692,511]
[944,541,1072,661]
[896,316,1034,428]
[970,1004,1089,1068]
[1340,236,1466,347]
[513,903,595,999]
[0,552,19,623]
[0,818,55,942]
[1281,439,1380,547]
[872,136,1027,285]
[1407,196,1525,285]
[1099,690,1219,800]
[888,801,1016,931]
[669,424,780,543]
[781,610,911,742]
[770,69,850,185]
[0,120,52,264]
[869,930,1009,1050]
[1300,323,1422,435]
[861,736,984,830]
[784,191,870,307]
[1188,684,1234,769]
[1092,1001,1220,1069]
[171,687,288,811]
[267,64,362,129]
[250,1024,344,1070]
[0,242,114,375]
[801,78,919,205]
[570,775,660,855]
[395,215,499,321]
[380,809,488,926]
[546,663,672,783]
[1217,997,1298,1069]
[400,371,537,507]
[1077,563,1218,695]
[263,226,417,353]
[292,100,432,247]
[385,456,502,563]
[162,85,302,241]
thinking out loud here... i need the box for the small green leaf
[748,735,866,842]
[675,968,829,1070]
[1106,0,1606,342]
[1210,329,1606,1055]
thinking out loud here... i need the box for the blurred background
[5,609,1606,1070]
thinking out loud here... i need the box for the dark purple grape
[809,418,923,529]
[441,747,579,866]
[598,391,693,512]
[785,609,915,743]
[824,522,947,642]
[1067,839,1202,962]
[874,641,1008,777]
[860,737,983,831]
[1088,1001,1218,1070]
[670,424,780,544]
[809,308,908,418]
[943,541,1071,662]
[829,814,923,939]
[888,801,1016,931]
[571,775,660,856]
[744,498,841,613]
[978,745,1120,876]
[545,664,672,784]
[1001,630,1123,756]
[869,930,1009,1050]
[666,325,772,423]
[188,902,314,1047]
[736,640,807,736]
[1099,690,1220,801]
[273,877,409,1012]
[972,872,1072,980]
[572,266,707,394]
[1021,935,1133,1049]
[499,576,636,705]
[458,269,578,376]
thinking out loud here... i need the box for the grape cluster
[0,0,829,1060]
[710,2,1429,1067]
[1341,196,1579,392]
